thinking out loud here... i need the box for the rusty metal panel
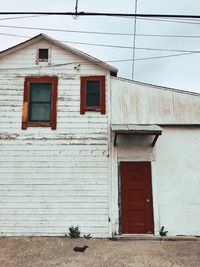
[111,77,200,125]
[111,124,162,132]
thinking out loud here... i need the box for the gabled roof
[0,33,118,76]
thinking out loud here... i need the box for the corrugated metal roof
[111,124,162,133]
[113,77,200,97]
[111,124,162,147]
[111,77,200,125]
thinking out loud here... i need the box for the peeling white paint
[0,39,111,237]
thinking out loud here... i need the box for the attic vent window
[38,49,49,61]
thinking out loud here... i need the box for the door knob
[146,199,150,203]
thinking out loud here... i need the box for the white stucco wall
[155,126,200,235]
[111,126,200,236]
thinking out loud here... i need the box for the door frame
[119,161,155,234]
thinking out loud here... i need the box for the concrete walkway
[0,237,199,266]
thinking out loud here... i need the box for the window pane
[29,103,51,122]
[30,83,52,102]
[39,49,48,60]
[86,80,100,107]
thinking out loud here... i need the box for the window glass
[28,83,52,122]
[29,103,51,122]
[86,80,100,107]
[30,83,52,101]
[39,49,48,60]
[22,76,58,129]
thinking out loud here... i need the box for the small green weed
[159,226,168,236]
[68,225,80,238]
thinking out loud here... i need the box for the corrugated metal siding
[0,40,110,237]
[111,77,200,125]
[111,124,162,132]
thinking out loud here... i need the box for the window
[22,76,58,129]
[38,48,49,61]
[80,76,105,114]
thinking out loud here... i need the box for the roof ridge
[0,33,118,75]
[112,76,200,96]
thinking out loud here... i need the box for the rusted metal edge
[113,131,162,147]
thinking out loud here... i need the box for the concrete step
[111,235,199,241]
[112,234,161,241]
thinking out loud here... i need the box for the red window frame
[22,76,58,130]
[80,76,106,114]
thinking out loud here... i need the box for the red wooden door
[120,162,154,234]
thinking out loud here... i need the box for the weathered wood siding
[0,40,111,237]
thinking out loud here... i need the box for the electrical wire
[1,24,200,39]
[0,32,200,53]
[120,15,200,23]
[0,24,130,35]
[136,33,200,39]
[0,51,199,71]
[1,12,200,19]
[73,0,79,20]
[75,0,79,13]
[0,12,200,77]
[0,15,47,21]
[0,24,134,35]
[132,0,138,79]
[95,51,200,63]
[105,51,200,62]
[0,15,31,21]
[0,32,29,38]
[134,51,200,61]
[1,12,200,24]
[1,13,200,24]
[138,17,200,25]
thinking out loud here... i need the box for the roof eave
[0,33,118,75]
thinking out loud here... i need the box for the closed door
[120,162,154,234]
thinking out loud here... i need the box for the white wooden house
[0,34,200,237]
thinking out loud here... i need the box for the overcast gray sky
[1,0,200,93]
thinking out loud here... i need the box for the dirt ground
[0,237,199,267]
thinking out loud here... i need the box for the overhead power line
[1,12,200,18]
[106,51,200,62]
[75,0,79,14]
[138,17,200,25]
[132,0,138,79]
[1,14,200,24]
[0,24,134,35]
[1,32,200,54]
[1,51,199,71]
[2,24,200,39]
[0,15,46,21]
[73,0,79,20]
[136,33,200,39]
[1,14,200,25]
[0,32,28,38]
[134,51,200,61]
[1,32,200,53]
